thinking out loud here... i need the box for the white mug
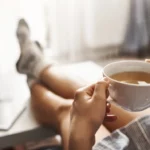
[103,60,150,111]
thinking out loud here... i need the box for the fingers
[106,90,109,99]
[92,80,109,102]
[74,83,95,101]
[104,77,110,99]
[105,102,117,122]
[106,102,111,108]
[106,102,111,113]
[103,77,110,83]
[105,114,117,122]
[74,77,109,102]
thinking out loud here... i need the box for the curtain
[46,0,129,61]
[0,0,130,68]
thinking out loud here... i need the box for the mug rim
[103,60,150,87]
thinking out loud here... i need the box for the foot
[16,19,48,77]
[16,18,30,45]
[34,40,43,52]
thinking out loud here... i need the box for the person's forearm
[69,132,95,150]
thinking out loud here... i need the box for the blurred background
[1,0,150,72]
[1,0,150,149]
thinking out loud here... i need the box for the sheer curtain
[45,0,85,61]
[0,0,130,69]
[46,0,129,61]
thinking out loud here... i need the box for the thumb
[92,80,108,102]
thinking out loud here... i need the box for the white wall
[0,0,19,72]
[84,0,130,48]
[0,0,130,68]
[46,0,130,60]
[0,0,46,100]
[0,0,45,72]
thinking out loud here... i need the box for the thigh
[40,65,88,99]
[30,82,72,131]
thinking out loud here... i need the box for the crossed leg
[16,19,150,150]
[30,82,110,150]
[29,65,150,150]
[39,66,150,130]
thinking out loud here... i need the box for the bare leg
[39,66,150,132]
[30,82,72,131]
[16,19,110,149]
[30,83,110,150]
[16,19,150,134]
[40,66,87,99]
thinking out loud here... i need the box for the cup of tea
[103,60,150,111]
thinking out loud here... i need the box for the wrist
[70,117,97,140]
[69,130,95,150]
[70,127,95,143]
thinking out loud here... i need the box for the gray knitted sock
[26,75,37,88]
[16,19,49,78]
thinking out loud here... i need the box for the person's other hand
[70,78,117,138]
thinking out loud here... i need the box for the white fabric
[0,0,130,70]
[46,0,129,60]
